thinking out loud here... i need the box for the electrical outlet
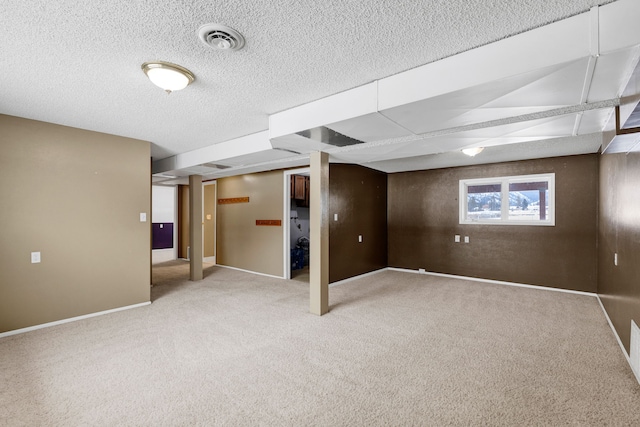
[418,268,426,274]
[464,236,470,243]
[31,252,41,264]
[454,235,460,243]
[140,212,147,222]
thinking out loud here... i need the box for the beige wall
[217,170,284,277]
[0,115,151,333]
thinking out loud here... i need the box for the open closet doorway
[283,168,310,281]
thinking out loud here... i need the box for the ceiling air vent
[198,24,245,51]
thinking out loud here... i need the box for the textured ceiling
[0,0,617,162]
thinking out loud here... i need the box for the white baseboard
[596,296,640,385]
[216,264,286,280]
[0,301,151,339]
[596,295,629,362]
[329,268,388,287]
[387,267,597,297]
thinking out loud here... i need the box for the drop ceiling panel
[377,11,590,111]
[366,133,603,174]
[329,113,582,165]
[325,112,413,142]
[577,108,614,134]
[599,0,640,54]
[379,58,589,135]
[588,46,640,102]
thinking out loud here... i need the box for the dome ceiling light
[141,61,195,94]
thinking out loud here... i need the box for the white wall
[152,185,177,264]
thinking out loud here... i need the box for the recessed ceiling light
[462,147,485,157]
[141,61,195,94]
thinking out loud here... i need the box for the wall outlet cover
[454,235,460,242]
[31,252,41,263]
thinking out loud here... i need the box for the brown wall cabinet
[292,175,310,207]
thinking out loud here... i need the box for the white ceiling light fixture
[141,61,195,94]
[462,147,485,157]
[198,24,245,51]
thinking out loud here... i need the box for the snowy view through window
[466,186,549,221]
[461,174,554,225]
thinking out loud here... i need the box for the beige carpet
[1,261,639,426]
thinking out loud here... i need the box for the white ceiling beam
[269,83,378,140]
[152,131,271,174]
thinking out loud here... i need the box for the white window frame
[459,173,555,226]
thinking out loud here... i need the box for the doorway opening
[283,168,310,281]
[203,181,217,264]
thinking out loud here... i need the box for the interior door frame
[203,180,217,264]
[283,167,310,279]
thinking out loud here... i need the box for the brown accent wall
[388,154,598,292]
[329,164,387,283]
[598,152,640,353]
[0,115,151,333]
[216,170,284,277]
[177,185,189,258]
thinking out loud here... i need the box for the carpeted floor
[1,261,639,426]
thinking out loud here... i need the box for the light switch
[454,235,460,243]
[464,236,470,243]
[334,213,338,221]
[358,235,363,243]
[31,252,41,264]
[206,214,212,220]
[140,212,147,222]
[614,253,618,266]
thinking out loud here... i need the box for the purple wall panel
[152,223,174,249]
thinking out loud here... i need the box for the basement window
[459,173,555,226]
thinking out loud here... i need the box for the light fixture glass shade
[141,62,195,93]
[462,147,485,157]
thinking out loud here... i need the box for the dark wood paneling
[388,155,598,292]
[329,164,388,283]
[598,152,640,353]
